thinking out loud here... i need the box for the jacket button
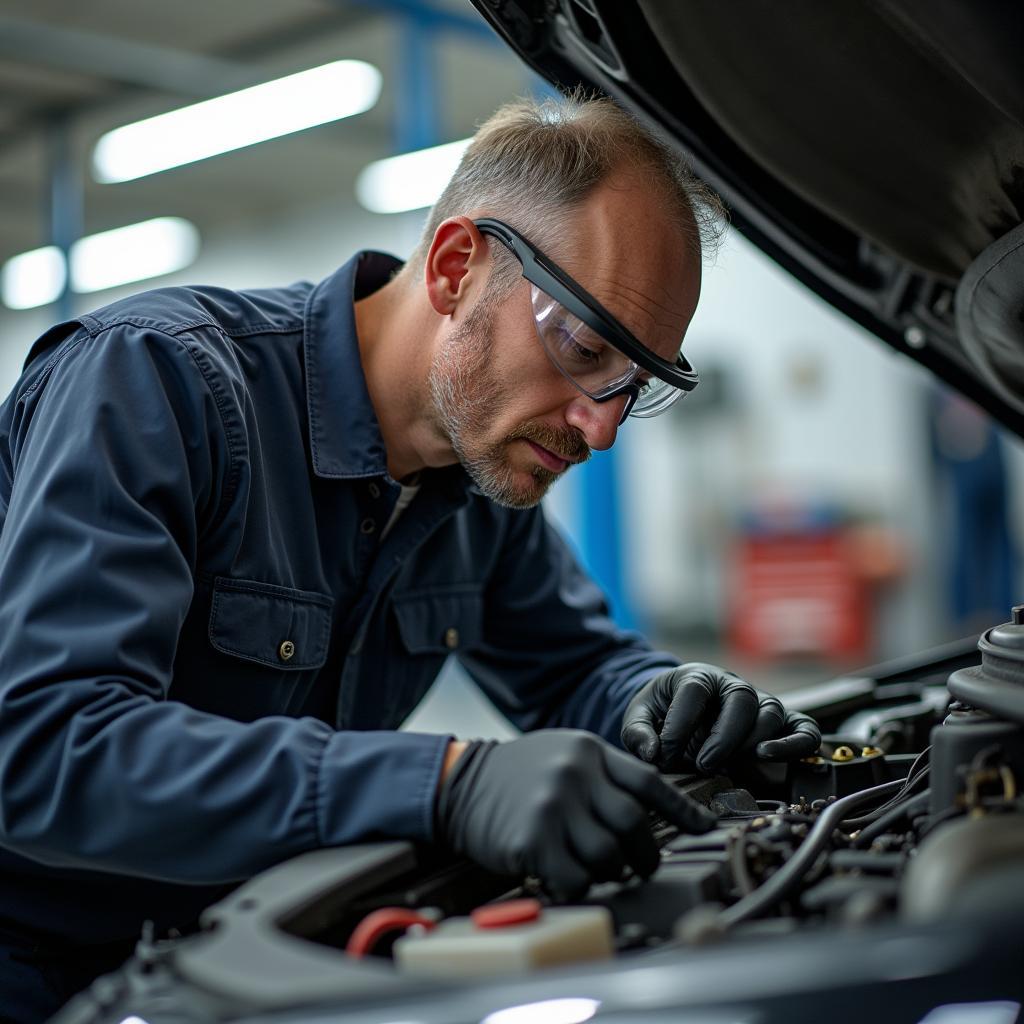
[368,482,381,499]
[444,627,459,650]
[279,640,296,661]
[360,517,376,534]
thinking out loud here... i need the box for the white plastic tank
[394,898,614,978]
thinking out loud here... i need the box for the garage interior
[0,0,1021,719]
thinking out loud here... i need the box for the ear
[423,217,488,316]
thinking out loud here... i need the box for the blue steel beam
[346,0,500,43]
[395,16,441,153]
[576,447,639,630]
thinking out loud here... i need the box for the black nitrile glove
[621,663,821,774]
[436,729,716,901]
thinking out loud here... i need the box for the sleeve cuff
[316,730,454,846]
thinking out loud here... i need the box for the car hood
[470,0,1024,435]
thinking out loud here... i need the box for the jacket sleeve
[457,505,679,743]
[0,324,450,886]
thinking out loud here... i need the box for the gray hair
[402,90,727,296]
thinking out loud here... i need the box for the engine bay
[57,622,1024,1023]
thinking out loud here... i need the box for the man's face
[427,287,592,508]
[428,173,701,509]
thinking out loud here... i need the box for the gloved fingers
[590,783,647,833]
[743,695,787,750]
[565,812,628,885]
[590,787,660,880]
[755,715,822,761]
[621,669,693,763]
[534,823,593,903]
[620,699,665,765]
[604,747,717,834]
[656,671,715,770]
[693,682,760,773]
[655,684,712,770]
[620,719,662,765]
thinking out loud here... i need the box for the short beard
[427,299,590,509]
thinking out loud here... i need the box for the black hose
[718,778,905,929]
[728,833,756,896]
[841,765,930,830]
[850,789,931,848]
[947,670,1024,725]
[840,746,930,830]
[898,745,932,786]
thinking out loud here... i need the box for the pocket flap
[392,586,483,654]
[209,578,333,670]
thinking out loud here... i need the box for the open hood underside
[472,0,1024,436]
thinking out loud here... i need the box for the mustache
[504,422,591,464]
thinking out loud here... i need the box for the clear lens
[530,284,685,417]
[531,285,635,392]
[630,375,684,417]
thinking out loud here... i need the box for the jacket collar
[303,251,403,479]
[303,251,478,498]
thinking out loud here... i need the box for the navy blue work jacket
[0,252,678,946]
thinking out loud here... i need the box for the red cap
[471,898,543,929]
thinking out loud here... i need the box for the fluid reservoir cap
[986,623,1024,650]
[471,899,543,929]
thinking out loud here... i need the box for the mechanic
[0,94,819,1021]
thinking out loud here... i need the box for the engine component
[708,787,761,816]
[850,790,931,848]
[393,901,614,977]
[929,707,1024,816]
[586,860,725,939]
[715,778,906,930]
[901,814,1024,922]
[838,688,949,754]
[948,614,1024,724]
[800,874,899,917]
[786,739,892,801]
[346,907,438,958]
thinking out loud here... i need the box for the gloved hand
[621,663,821,774]
[436,729,716,901]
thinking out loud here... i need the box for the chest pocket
[209,577,333,671]
[392,585,483,656]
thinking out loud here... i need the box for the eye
[553,326,603,367]
[568,339,600,365]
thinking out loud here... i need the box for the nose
[563,394,628,451]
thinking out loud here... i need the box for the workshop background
[1,0,1022,740]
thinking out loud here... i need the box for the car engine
[55,616,1024,1024]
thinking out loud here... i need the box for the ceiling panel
[0,0,334,53]
[0,0,526,269]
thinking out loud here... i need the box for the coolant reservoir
[393,899,614,977]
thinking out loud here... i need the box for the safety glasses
[474,217,698,422]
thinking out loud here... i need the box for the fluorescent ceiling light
[93,60,382,183]
[355,138,471,214]
[1,247,66,311]
[1,217,200,310]
[72,217,200,293]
